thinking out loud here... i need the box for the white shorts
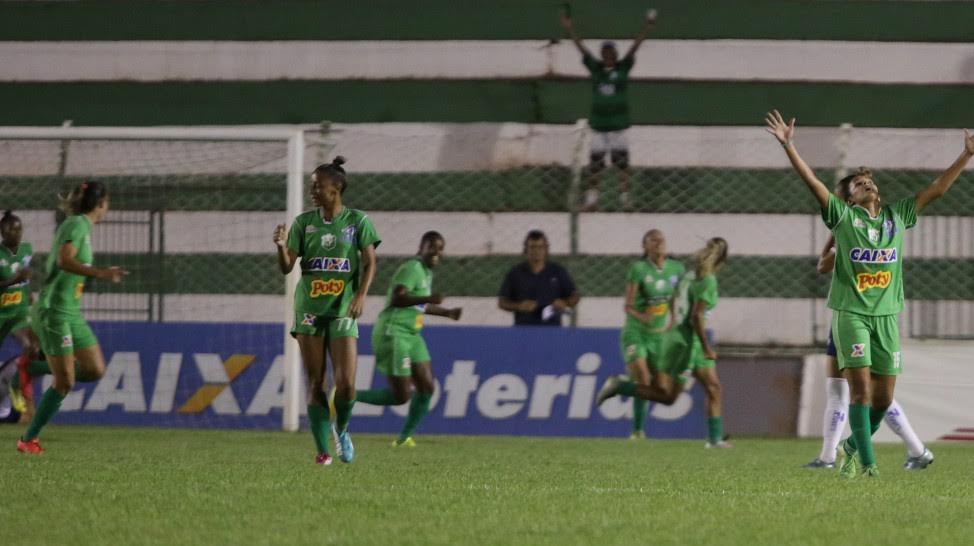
[590,130,629,154]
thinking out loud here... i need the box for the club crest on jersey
[320,233,337,250]
[856,271,892,292]
[341,225,357,245]
[0,259,6,267]
[309,279,345,297]
[849,248,897,263]
[1,292,23,306]
[851,343,865,358]
[301,313,315,326]
[654,279,666,291]
[867,228,880,243]
[307,257,351,273]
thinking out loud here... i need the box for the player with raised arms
[356,231,462,447]
[274,156,380,466]
[619,229,683,439]
[0,211,38,418]
[766,110,972,477]
[17,182,127,454]
[598,237,731,448]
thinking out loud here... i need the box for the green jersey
[623,258,685,334]
[583,54,634,132]
[0,242,33,318]
[37,215,93,316]
[375,258,432,336]
[822,194,916,316]
[287,207,380,318]
[672,271,719,329]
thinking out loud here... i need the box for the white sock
[819,378,850,463]
[884,399,925,458]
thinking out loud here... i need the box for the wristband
[782,139,794,148]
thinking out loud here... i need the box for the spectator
[498,230,580,326]
[561,9,657,211]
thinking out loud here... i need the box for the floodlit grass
[1,426,972,546]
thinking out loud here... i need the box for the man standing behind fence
[561,8,657,211]
[498,230,580,326]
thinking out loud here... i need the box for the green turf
[0,426,971,546]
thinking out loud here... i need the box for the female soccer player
[766,110,972,477]
[274,156,380,465]
[598,237,730,448]
[17,182,127,454]
[0,211,38,414]
[619,229,684,439]
[804,236,933,470]
[356,231,462,447]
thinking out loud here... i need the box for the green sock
[355,388,399,406]
[27,359,50,376]
[334,395,355,433]
[707,416,723,444]
[307,404,331,455]
[617,381,637,397]
[23,388,65,441]
[848,403,877,466]
[399,392,433,441]
[845,406,887,454]
[632,399,648,433]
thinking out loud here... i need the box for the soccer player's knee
[610,150,630,169]
[52,373,75,395]
[392,389,411,405]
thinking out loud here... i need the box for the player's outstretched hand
[964,129,974,156]
[764,110,795,146]
[273,224,287,248]
[103,266,129,284]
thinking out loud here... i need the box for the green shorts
[831,310,901,376]
[0,313,29,343]
[31,308,98,357]
[659,328,693,386]
[687,328,717,371]
[291,312,358,339]
[619,328,664,368]
[372,330,430,377]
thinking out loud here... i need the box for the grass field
[2,426,972,546]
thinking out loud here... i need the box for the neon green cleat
[392,437,416,448]
[9,387,27,414]
[839,450,860,479]
[863,464,880,478]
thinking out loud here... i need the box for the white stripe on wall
[4,40,974,85]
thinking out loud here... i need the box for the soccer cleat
[904,448,934,470]
[392,437,416,448]
[332,425,354,463]
[863,464,880,478]
[595,375,626,407]
[629,431,646,441]
[9,386,27,414]
[16,437,43,455]
[704,440,733,449]
[802,458,836,469]
[839,450,860,479]
[314,453,333,466]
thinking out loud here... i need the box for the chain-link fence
[2,123,973,345]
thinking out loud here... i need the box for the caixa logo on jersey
[306,257,351,273]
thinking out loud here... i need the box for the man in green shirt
[766,109,974,477]
[561,9,657,211]
[356,231,462,447]
[619,229,684,439]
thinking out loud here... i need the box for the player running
[598,237,731,448]
[0,211,38,417]
[275,156,380,465]
[766,110,972,477]
[356,231,462,447]
[17,182,127,454]
[619,229,684,439]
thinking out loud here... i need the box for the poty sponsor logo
[307,257,351,272]
[0,292,22,306]
[648,302,668,316]
[851,343,865,358]
[74,282,84,299]
[849,247,897,263]
[310,279,345,297]
[856,271,892,292]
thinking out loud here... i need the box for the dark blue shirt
[499,261,577,326]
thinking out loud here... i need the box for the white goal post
[0,126,306,432]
